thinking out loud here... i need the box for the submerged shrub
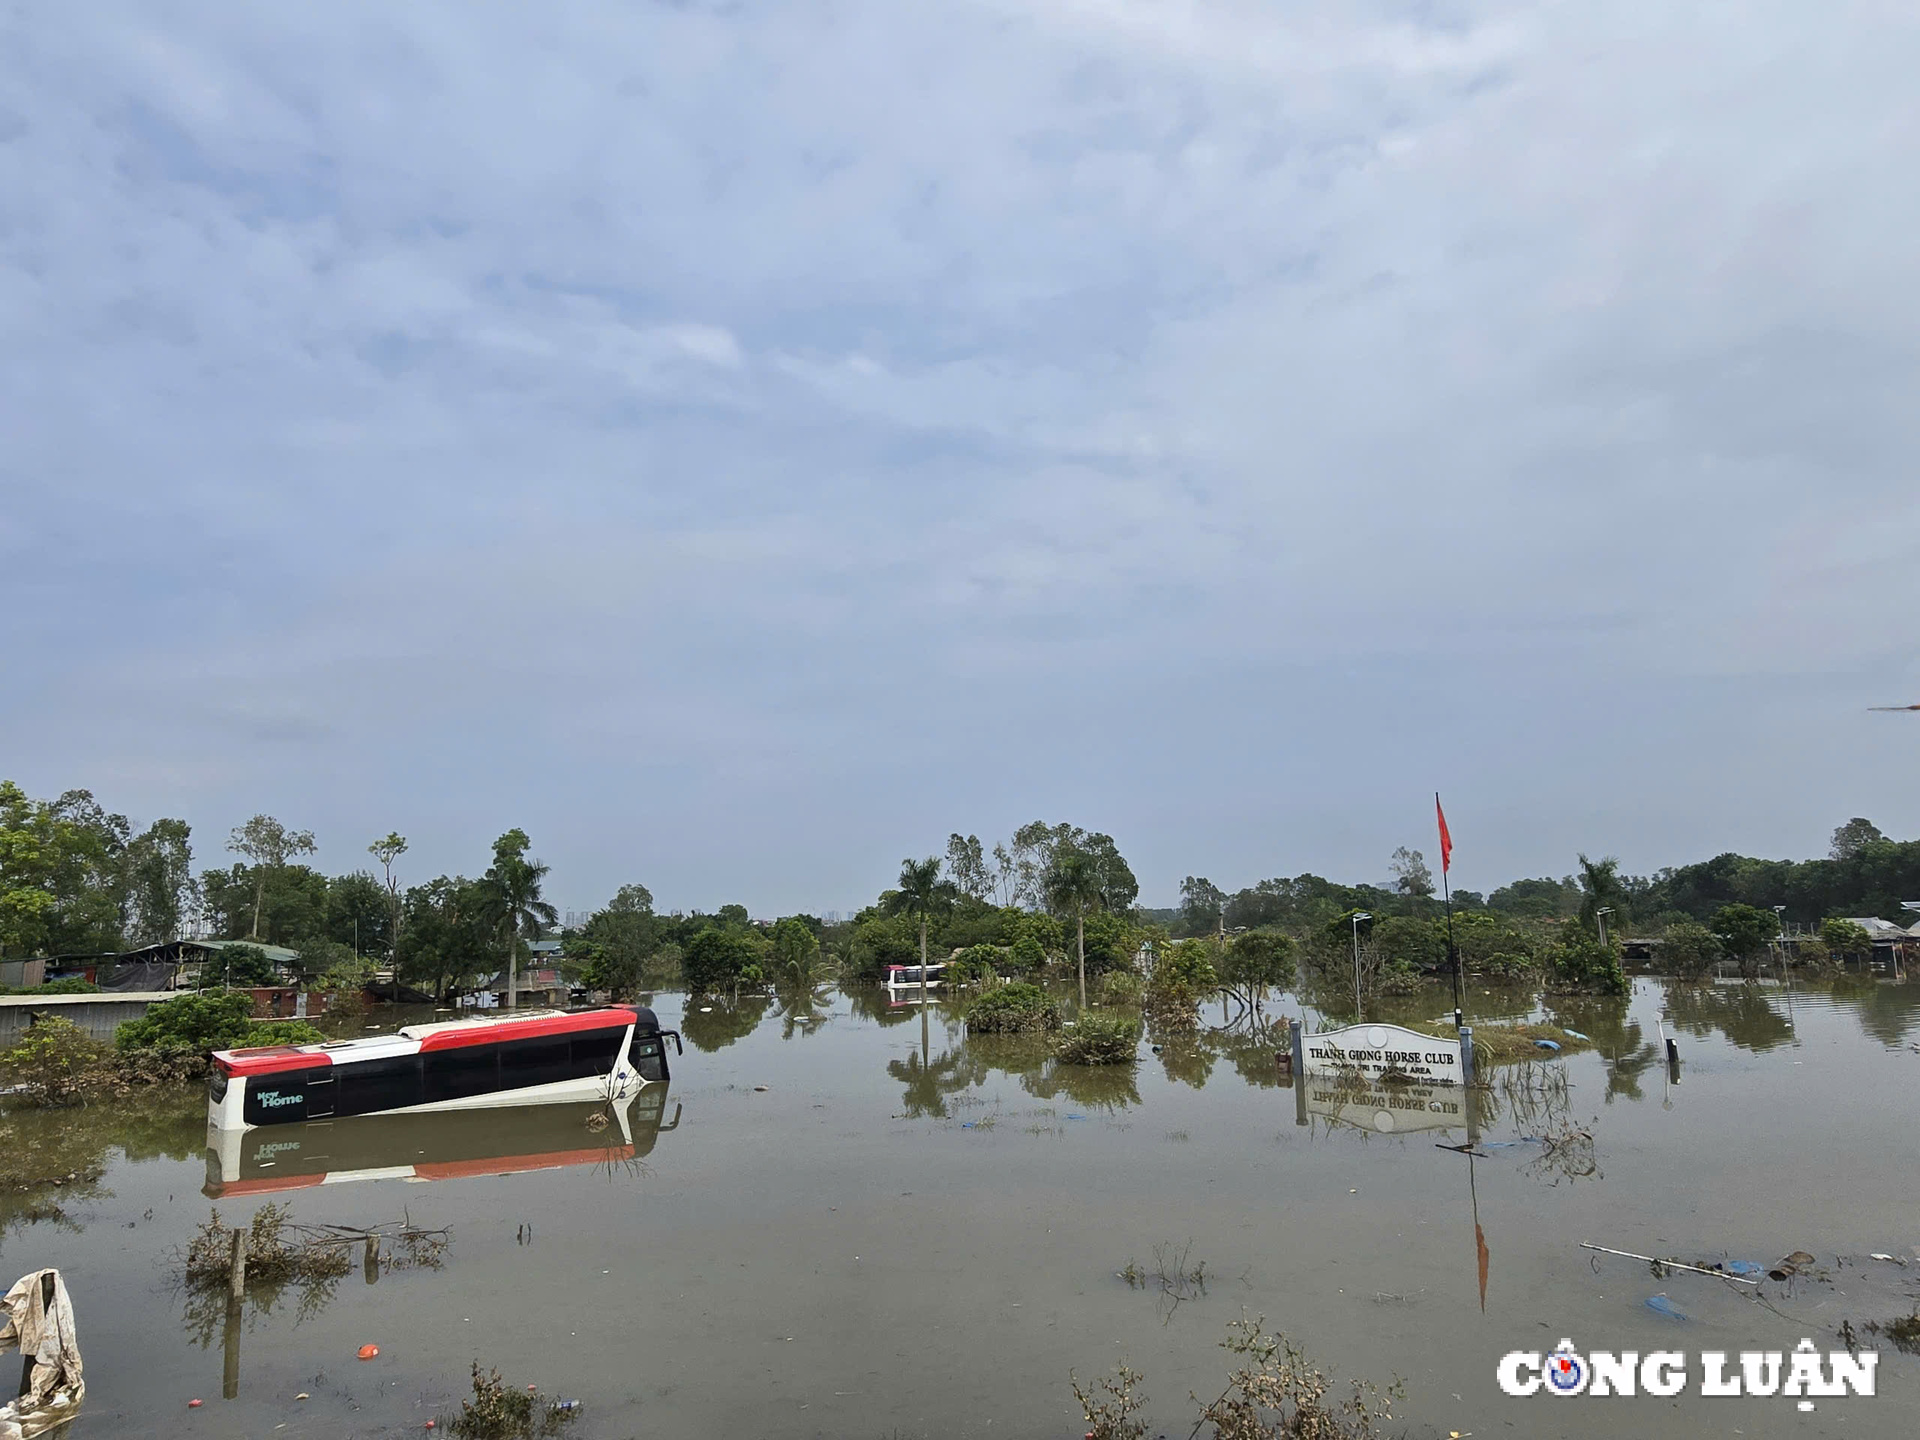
[945,944,1002,984]
[1055,1012,1142,1066]
[448,1362,578,1439]
[0,1018,112,1104]
[1542,932,1628,996]
[965,982,1060,1034]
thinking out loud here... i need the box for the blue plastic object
[1534,1039,1562,1052]
[1725,1260,1765,1276]
[1644,1294,1688,1321]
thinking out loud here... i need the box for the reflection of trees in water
[1542,996,1659,1103]
[1812,975,1920,1048]
[1662,981,1793,1052]
[1020,1058,1141,1111]
[887,1038,988,1119]
[1152,1037,1215,1089]
[908,1032,1144,1113]
[774,985,833,1039]
[0,1088,204,1242]
[842,984,965,1029]
[680,993,773,1050]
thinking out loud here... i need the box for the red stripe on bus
[217,1052,336,1077]
[207,1175,329,1196]
[413,1148,632,1181]
[415,1009,637,1052]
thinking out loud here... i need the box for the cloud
[3,0,1917,911]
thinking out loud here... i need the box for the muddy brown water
[3,975,1917,1438]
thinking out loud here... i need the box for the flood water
[6,974,1919,1438]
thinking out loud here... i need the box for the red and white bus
[207,1005,680,1130]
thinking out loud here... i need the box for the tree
[1657,919,1720,976]
[214,943,279,987]
[1219,930,1295,1009]
[883,857,958,1001]
[1389,847,1434,899]
[369,832,408,962]
[1576,854,1628,937]
[770,916,821,989]
[0,781,60,956]
[200,862,327,945]
[0,786,132,956]
[395,875,495,1000]
[480,829,557,1009]
[1045,845,1104,1010]
[126,818,194,946]
[227,815,316,940]
[326,871,392,958]
[1830,818,1886,861]
[1711,903,1780,978]
[682,927,764,995]
[1819,917,1873,961]
[1178,876,1227,937]
[944,833,993,903]
[579,883,663,1000]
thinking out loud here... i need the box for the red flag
[1436,795,1452,874]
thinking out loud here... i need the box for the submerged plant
[964,982,1060,1034]
[1071,1362,1148,1440]
[1055,1012,1141,1065]
[447,1363,578,1439]
[1193,1314,1404,1439]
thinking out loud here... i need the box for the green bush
[945,944,1001,984]
[1543,931,1628,995]
[0,977,100,996]
[1054,1012,1141,1065]
[1,1017,112,1103]
[965,982,1061,1034]
[115,991,324,1054]
[1005,934,1046,975]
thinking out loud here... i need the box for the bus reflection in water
[204,1084,681,1197]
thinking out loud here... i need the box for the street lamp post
[1351,912,1372,1023]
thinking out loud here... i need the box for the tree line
[3,778,1911,1000]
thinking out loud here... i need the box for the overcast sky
[4,1,1918,916]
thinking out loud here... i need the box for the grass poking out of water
[1407,1021,1595,1067]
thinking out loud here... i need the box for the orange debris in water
[357,1344,380,1360]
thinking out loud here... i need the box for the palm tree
[482,829,558,1009]
[1045,846,1103,1010]
[884,857,956,1003]
[1575,853,1626,940]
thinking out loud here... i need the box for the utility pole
[1351,911,1371,1023]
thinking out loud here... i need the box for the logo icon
[1544,1340,1587,1396]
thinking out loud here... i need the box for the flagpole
[1439,792,1462,1030]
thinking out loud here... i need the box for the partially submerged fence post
[1290,1019,1307,1126]
[228,1229,247,1301]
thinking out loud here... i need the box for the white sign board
[1301,1023,1463,1086]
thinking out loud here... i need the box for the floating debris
[1768,1251,1816,1281]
